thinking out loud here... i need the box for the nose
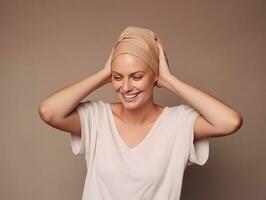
[122,78,133,92]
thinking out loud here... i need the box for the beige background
[1,0,265,199]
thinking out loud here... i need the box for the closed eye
[113,76,142,80]
[113,76,121,79]
[133,76,142,80]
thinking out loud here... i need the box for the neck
[120,98,160,126]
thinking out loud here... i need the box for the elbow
[226,113,243,135]
[38,102,53,123]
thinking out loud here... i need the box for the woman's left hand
[155,43,173,88]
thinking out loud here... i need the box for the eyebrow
[112,71,145,75]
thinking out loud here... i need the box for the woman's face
[111,54,158,109]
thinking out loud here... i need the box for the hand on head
[102,47,114,83]
[155,42,172,88]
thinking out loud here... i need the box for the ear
[152,75,158,88]
[153,75,158,82]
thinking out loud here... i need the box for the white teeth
[123,93,139,98]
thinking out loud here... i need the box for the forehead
[111,54,150,74]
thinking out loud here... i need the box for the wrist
[99,68,110,78]
[98,68,111,84]
[163,74,179,91]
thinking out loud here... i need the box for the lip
[122,92,140,95]
[120,92,141,101]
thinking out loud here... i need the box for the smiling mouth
[121,92,141,99]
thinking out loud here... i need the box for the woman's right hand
[102,47,114,84]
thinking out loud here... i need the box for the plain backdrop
[0,0,265,199]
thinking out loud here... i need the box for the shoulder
[165,104,199,120]
[77,100,108,115]
[168,104,197,112]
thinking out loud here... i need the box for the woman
[39,26,243,200]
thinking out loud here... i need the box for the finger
[106,47,115,67]
[158,46,169,67]
[157,42,164,56]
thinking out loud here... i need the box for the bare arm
[38,46,114,135]
[38,68,111,136]
[163,75,243,140]
[39,69,110,121]
[39,45,113,119]
[155,43,243,141]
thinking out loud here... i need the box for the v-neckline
[106,102,169,152]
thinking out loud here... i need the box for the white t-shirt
[70,100,209,200]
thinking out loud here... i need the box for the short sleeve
[70,100,98,155]
[180,104,209,166]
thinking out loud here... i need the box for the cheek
[135,81,154,92]
[141,80,152,89]
[111,81,120,90]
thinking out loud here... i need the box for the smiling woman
[110,53,159,111]
[39,25,242,200]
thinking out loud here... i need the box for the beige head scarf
[110,26,165,76]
